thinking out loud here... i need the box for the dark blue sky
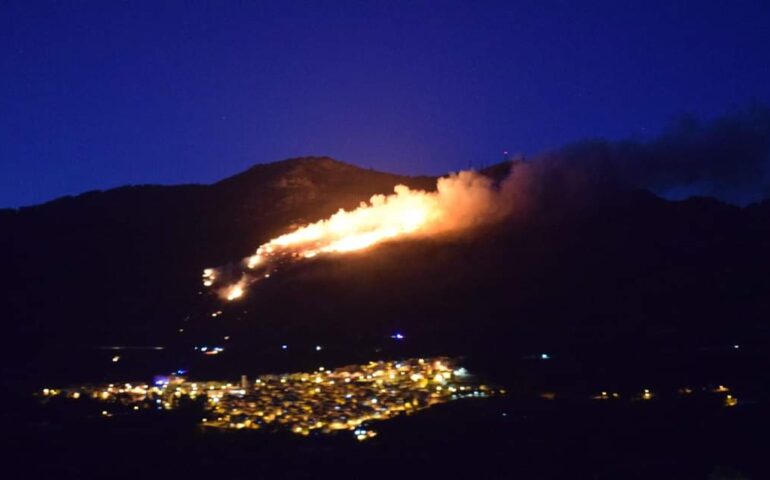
[2,0,769,207]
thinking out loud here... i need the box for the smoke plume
[513,104,770,206]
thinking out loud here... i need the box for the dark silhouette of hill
[2,156,770,392]
[0,157,433,347]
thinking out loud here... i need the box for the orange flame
[207,170,511,302]
[247,184,441,264]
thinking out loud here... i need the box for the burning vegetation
[204,170,516,301]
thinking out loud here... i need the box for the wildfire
[206,170,512,302]
[224,282,244,301]
[246,184,441,265]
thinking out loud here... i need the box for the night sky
[2,1,769,207]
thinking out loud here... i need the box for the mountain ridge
[0,156,434,214]
[3,156,770,390]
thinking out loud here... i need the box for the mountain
[0,157,433,344]
[2,157,770,390]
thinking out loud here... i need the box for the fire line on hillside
[203,169,516,302]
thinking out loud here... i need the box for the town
[41,357,498,441]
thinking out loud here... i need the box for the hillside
[0,157,434,345]
[2,157,770,391]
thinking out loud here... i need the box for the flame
[225,283,244,301]
[246,184,441,263]
[217,276,248,302]
[206,170,511,301]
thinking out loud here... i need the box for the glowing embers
[202,268,216,287]
[224,282,244,301]
[246,254,263,269]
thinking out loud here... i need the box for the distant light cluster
[586,384,739,406]
[40,357,498,441]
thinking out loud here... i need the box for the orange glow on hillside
[206,170,512,302]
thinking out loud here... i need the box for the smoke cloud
[510,104,770,206]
